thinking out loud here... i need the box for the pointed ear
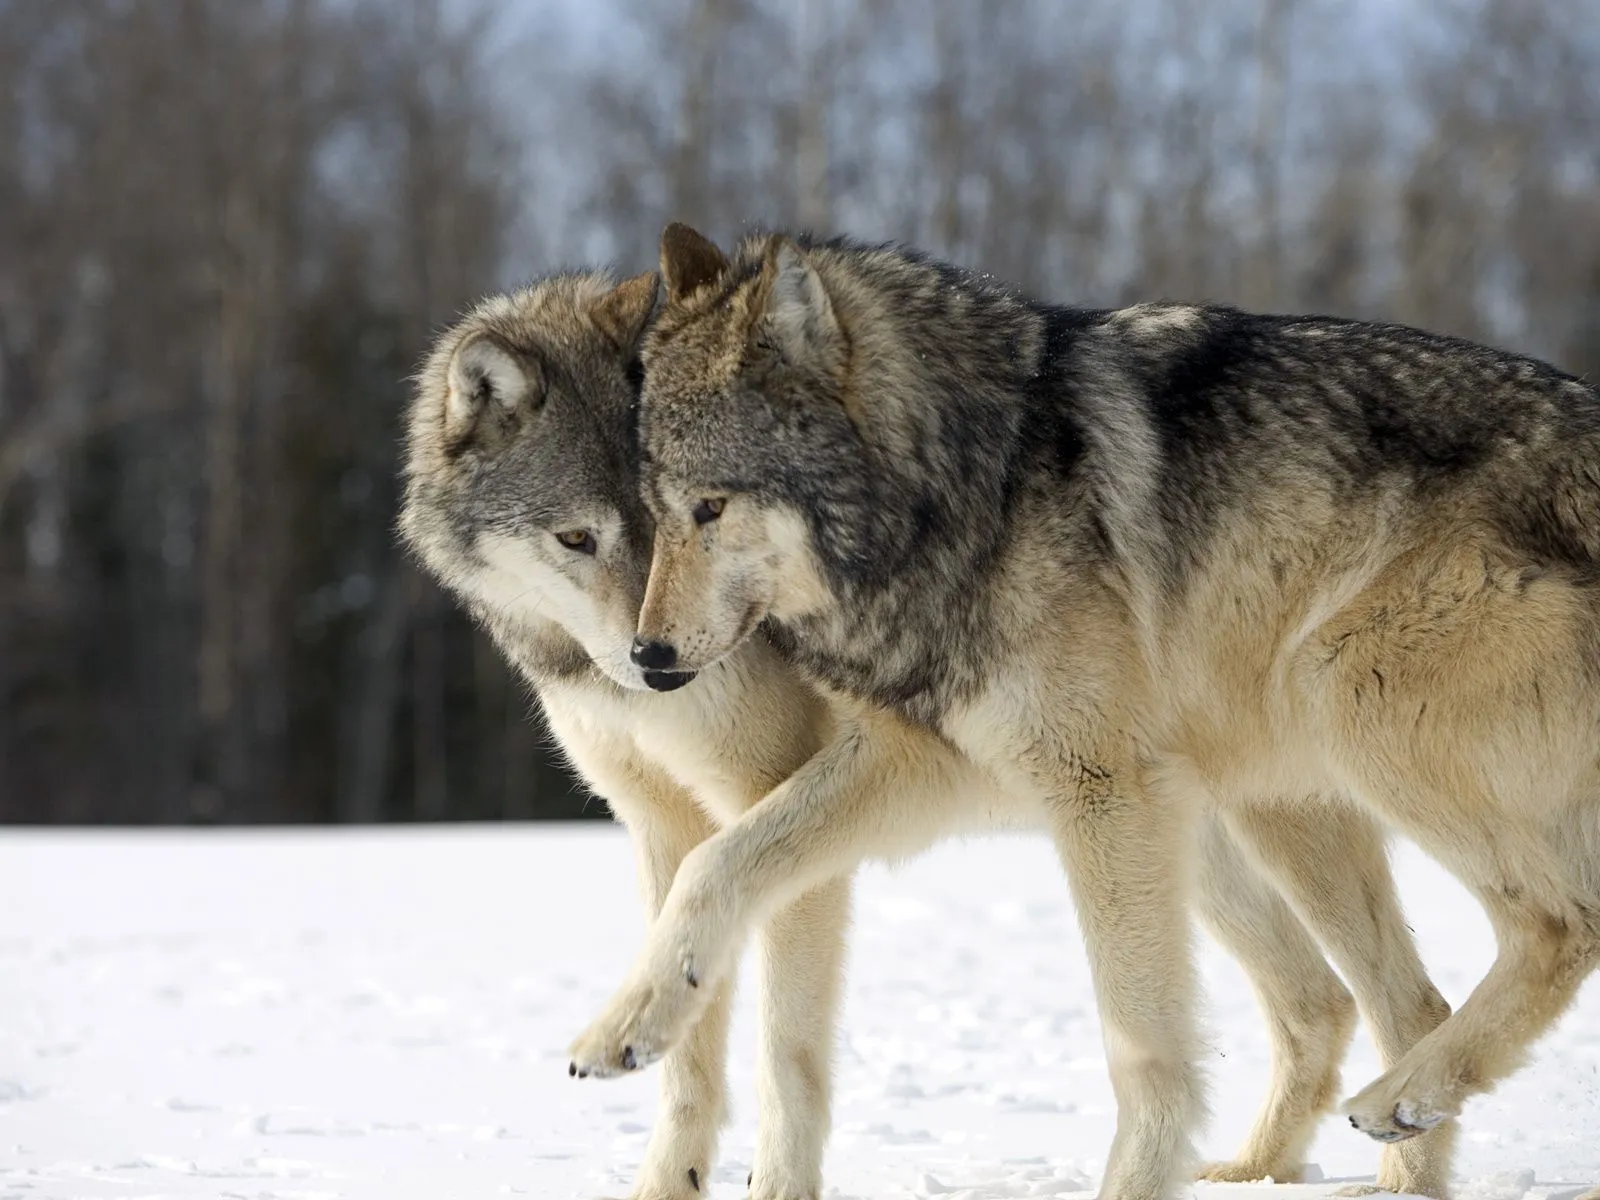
[445,334,542,437]
[660,222,729,301]
[762,240,838,357]
[588,271,658,351]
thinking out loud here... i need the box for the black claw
[622,1044,637,1070]
[688,1167,700,1192]
[747,1171,753,1188]
[1349,1116,1360,1128]
[568,1061,577,1077]
[686,968,699,988]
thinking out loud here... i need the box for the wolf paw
[747,1180,819,1200]
[600,1165,709,1200]
[1197,1160,1303,1184]
[1344,1071,1453,1144]
[591,1163,713,1200]
[568,955,705,1080]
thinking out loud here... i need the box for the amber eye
[692,498,726,526]
[555,529,596,555]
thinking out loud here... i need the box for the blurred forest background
[1,0,1597,823]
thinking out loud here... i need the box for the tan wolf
[398,271,1454,1196]
[566,223,1600,1200]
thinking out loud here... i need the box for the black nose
[630,638,677,671]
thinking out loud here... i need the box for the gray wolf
[399,270,849,1200]
[570,222,1600,1200]
[400,271,1451,1198]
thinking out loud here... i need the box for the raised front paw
[568,958,707,1080]
[1344,1068,1456,1144]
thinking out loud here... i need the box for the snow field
[0,827,1596,1198]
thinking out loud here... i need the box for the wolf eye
[555,529,596,555]
[693,498,726,525]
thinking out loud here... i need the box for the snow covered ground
[1,826,1596,1200]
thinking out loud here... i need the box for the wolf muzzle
[633,637,697,689]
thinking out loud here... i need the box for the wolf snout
[633,636,697,692]
[630,637,678,671]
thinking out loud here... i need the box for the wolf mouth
[643,669,698,692]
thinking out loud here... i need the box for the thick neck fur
[741,238,1106,720]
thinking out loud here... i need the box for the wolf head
[399,270,694,692]
[634,223,870,681]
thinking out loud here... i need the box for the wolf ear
[762,240,839,358]
[660,223,729,301]
[588,271,658,351]
[445,334,542,437]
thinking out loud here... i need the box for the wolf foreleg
[605,786,734,1200]
[1046,764,1205,1200]
[749,877,851,1200]
[567,709,970,1091]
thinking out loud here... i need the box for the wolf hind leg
[1344,867,1600,1146]
[1225,800,1456,1199]
[1192,808,1357,1186]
